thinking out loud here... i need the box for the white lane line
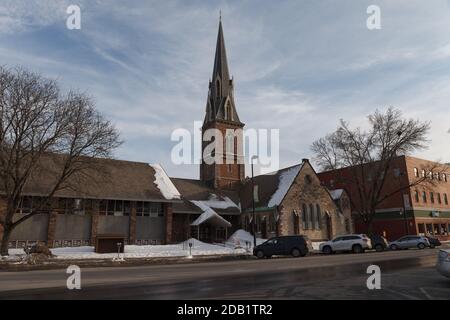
[419,287,433,300]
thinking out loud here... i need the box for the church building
[0,19,353,250]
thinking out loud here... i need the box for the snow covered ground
[4,238,248,261]
[2,230,324,261]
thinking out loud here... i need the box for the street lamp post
[251,156,258,248]
[396,170,410,236]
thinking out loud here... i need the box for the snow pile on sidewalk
[225,229,266,249]
[6,238,247,260]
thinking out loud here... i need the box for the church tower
[200,19,245,190]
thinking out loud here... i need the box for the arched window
[316,204,322,230]
[293,210,299,234]
[216,79,221,97]
[443,174,448,182]
[413,168,419,178]
[421,169,426,178]
[225,132,234,154]
[302,204,308,230]
[309,204,314,229]
[225,102,232,121]
[414,190,419,203]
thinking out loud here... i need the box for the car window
[398,237,408,242]
[333,237,343,242]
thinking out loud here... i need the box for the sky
[1,0,450,178]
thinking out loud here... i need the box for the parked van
[253,235,312,259]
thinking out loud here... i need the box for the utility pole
[251,156,258,247]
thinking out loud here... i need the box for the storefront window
[426,224,433,235]
[418,223,425,235]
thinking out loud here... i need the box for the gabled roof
[7,153,182,202]
[240,163,304,211]
[171,178,241,215]
[328,189,345,201]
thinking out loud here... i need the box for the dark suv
[253,236,312,259]
[370,234,389,252]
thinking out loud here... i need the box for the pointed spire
[212,19,230,84]
[203,18,243,127]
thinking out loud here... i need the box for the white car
[436,249,450,278]
[389,235,430,250]
[320,234,372,254]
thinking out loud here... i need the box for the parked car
[436,249,450,278]
[425,236,441,249]
[389,235,430,250]
[253,235,312,259]
[319,234,372,254]
[370,234,389,252]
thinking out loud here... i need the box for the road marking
[383,288,421,300]
[419,287,433,300]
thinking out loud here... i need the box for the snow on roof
[190,194,238,227]
[193,194,240,210]
[190,207,232,227]
[267,164,303,208]
[150,164,181,200]
[329,189,344,200]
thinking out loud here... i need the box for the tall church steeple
[204,19,242,126]
[201,18,245,190]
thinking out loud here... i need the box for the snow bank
[6,239,247,260]
[267,165,302,208]
[151,164,181,200]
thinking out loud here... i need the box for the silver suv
[389,235,430,250]
[320,234,372,254]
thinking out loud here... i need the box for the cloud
[1,0,450,179]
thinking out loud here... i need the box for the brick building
[318,155,450,241]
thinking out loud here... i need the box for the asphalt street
[0,248,448,299]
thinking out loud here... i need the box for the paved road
[0,249,448,299]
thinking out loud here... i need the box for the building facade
[319,155,450,241]
[0,19,354,249]
[0,158,181,249]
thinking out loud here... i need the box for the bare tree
[0,67,121,255]
[312,107,446,234]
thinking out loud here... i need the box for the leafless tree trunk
[312,107,446,234]
[0,67,121,255]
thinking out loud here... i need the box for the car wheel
[352,244,363,254]
[322,246,332,255]
[375,244,384,252]
[417,243,425,250]
[256,250,265,259]
[390,244,398,250]
[291,248,301,258]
